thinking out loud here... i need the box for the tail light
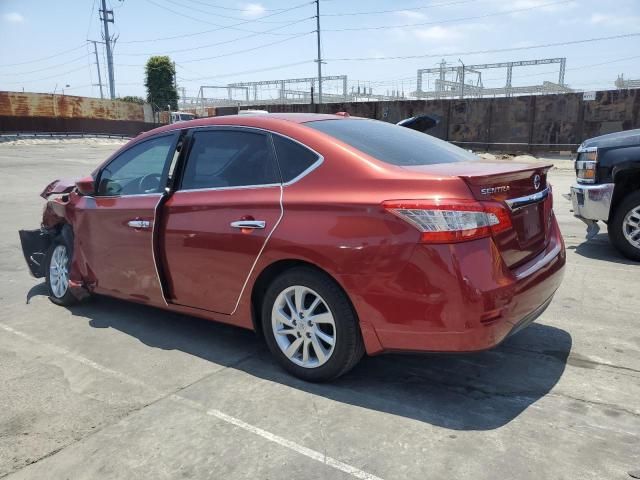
[383,199,512,243]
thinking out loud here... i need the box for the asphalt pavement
[0,140,638,480]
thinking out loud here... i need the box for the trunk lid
[402,160,553,268]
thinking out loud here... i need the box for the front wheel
[261,267,364,382]
[45,240,78,306]
[608,191,640,262]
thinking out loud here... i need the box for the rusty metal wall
[0,91,145,121]
[245,88,640,152]
[0,91,157,136]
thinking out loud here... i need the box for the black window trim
[172,125,323,193]
[94,131,180,198]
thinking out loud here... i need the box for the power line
[0,43,88,67]
[117,32,313,67]
[120,0,311,43]
[171,0,287,13]
[178,60,314,83]
[325,0,572,32]
[1,65,90,85]
[160,0,299,23]
[117,17,313,57]
[326,33,640,62]
[138,0,311,39]
[322,0,480,16]
[0,53,91,76]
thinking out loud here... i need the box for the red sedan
[19,113,565,381]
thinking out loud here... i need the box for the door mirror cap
[75,176,95,196]
[397,114,441,132]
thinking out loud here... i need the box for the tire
[261,267,365,382]
[608,190,640,262]
[44,238,78,306]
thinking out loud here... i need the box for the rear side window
[272,135,319,182]
[181,130,279,190]
[305,118,477,166]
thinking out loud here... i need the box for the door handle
[127,219,152,229]
[230,220,266,229]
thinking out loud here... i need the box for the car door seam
[152,194,169,307]
[230,184,284,316]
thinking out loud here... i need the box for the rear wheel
[261,267,364,382]
[45,240,77,306]
[608,191,640,261]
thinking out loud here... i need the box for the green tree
[118,95,145,105]
[144,56,178,111]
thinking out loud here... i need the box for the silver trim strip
[505,187,550,211]
[230,184,284,316]
[177,183,281,193]
[84,192,163,200]
[515,240,562,280]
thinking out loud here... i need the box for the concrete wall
[0,91,157,136]
[239,88,640,152]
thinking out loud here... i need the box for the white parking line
[0,321,385,480]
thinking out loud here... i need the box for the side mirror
[397,114,441,132]
[75,176,95,196]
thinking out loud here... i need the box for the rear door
[75,133,179,303]
[162,127,282,314]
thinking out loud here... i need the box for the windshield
[305,118,477,166]
[179,114,195,121]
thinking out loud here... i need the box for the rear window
[305,118,477,166]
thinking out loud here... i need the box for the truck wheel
[608,191,640,262]
[44,239,78,306]
[261,267,365,382]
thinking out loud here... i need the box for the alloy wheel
[49,244,69,298]
[271,285,336,368]
[622,205,640,250]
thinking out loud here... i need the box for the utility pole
[100,0,116,99]
[458,59,465,99]
[89,40,105,100]
[315,0,322,104]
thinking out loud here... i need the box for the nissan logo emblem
[533,174,541,190]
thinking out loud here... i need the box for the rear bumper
[343,217,566,355]
[570,182,613,222]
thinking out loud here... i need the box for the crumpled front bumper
[18,229,52,278]
[570,182,614,222]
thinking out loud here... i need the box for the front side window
[181,130,279,190]
[305,118,477,166]
[97,134,176,196]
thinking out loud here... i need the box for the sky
[1,0,639,101]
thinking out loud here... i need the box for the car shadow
[27,284,572,431]
[569,233,639,266]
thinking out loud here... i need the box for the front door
[162,127,282,314]
[74,133,178,304]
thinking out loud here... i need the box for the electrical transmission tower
[99,0,116,99]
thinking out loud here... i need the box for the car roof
[135,112,355,142]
